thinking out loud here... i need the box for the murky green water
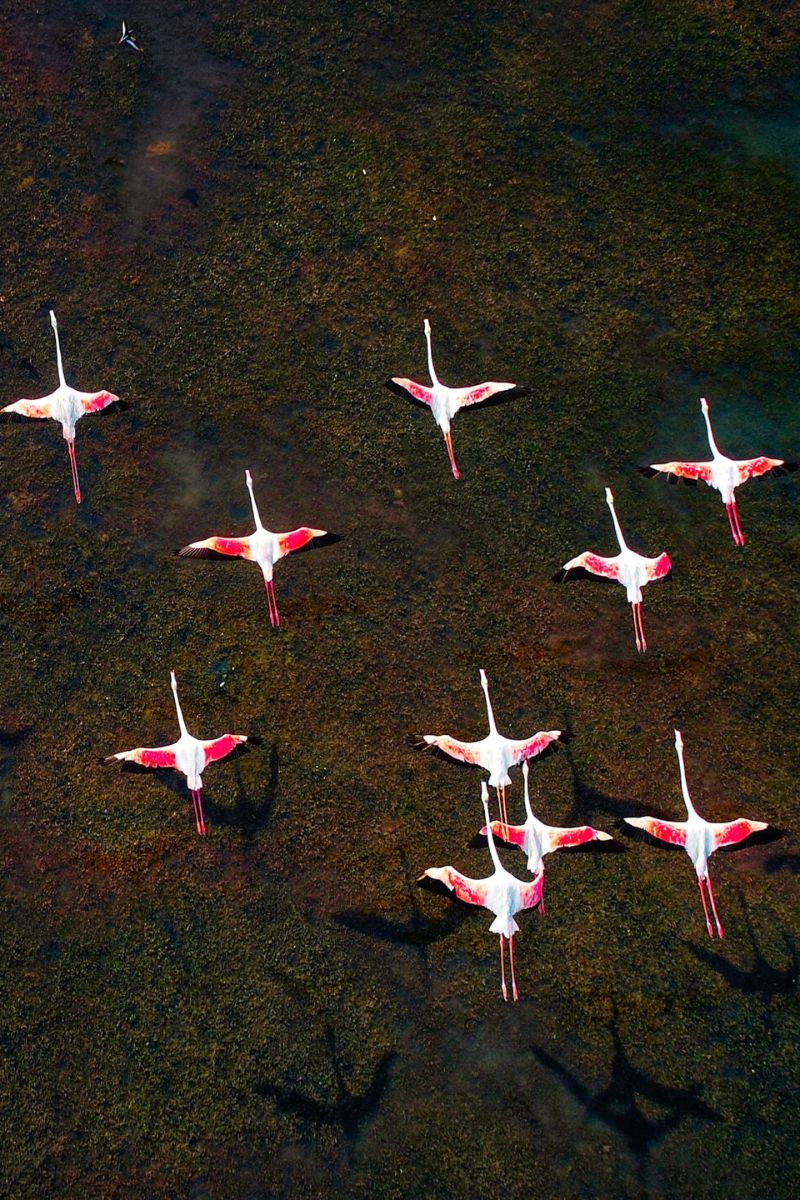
[1,2,799,1197]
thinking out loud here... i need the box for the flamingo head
[170,670,178,690]
[423,318,431,336]
[700,396,709,414]
[674,728,684,751]
[49,309,58,330]
[245,469,253,486]
[605,486,615,507]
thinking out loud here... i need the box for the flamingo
[177,469,329,627]
[118,19,143,51]
[417,668,561,825]
[639,396,797,546]
[387,319,522,479]
[1,310,120,503]
[481,759,613,913]
[419,783,544,1001]
[555,487,671,653]
[103,671,248,835]
[625,730,768,938]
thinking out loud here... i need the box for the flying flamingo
[1,310,120,503]
[639,396,797,545]
[178,469,329,627]
[625,730,768,938]
[419,783,544,1001]
[388,319,522,479]
[417,669,561,825]
[103,671,248,835]
[481,759,613,913]
[555,487,671,653]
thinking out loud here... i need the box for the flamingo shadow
[254,1025,397,1157]
[206,742,278,838]
[685,904,797,1003]
[530,1002,719,1179]
[562,744,641,824]
[765,852,800,875]
[0,726,33,778]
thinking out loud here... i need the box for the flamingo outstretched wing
[201,733,248,767]
[483,821,527,850]
[104,743,179,769]
[387,377,434,406]
[178,536,252,560]
[77,389,120,413]
[422,733,484,765]
[711,818,768,849]
[1,396,57,420]
[449,381,517,411]
[644,551,672,582]
[735,456,795,484]
[543,824,613,852]
[644,460,714,484]
[625,815,688,846]
[517,872,545,912]
[507,729,562,765]
[420,865,491,908]
[278,527,327,556]
[558,552,621,582]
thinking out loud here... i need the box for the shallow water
[1,2,800,1197]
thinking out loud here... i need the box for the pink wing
[105,744,179,769]
[625,815,688,846]
[561,551,622,581]
[507,729,561,764]
[389,377,434,405]
[178,536,252,560]
[1,397,56,420]
[484,821,527,850]
[78,389,120,413]
[278,527,326,555]
[735,456,784,483]
[650,460,714,483]
[202,733,247,767]
[428,865,491,908]
[450,381,516,410]
[545,824,611,851]
[711,818,768,849]
[644,551,671,581]
[517,873,545,912]
[423,733,483,765]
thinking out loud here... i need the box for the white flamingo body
[485,760,612,878]
[625,730,768,937]
[178,469,328,626]
[419,784,543,1000]
[644,397,794,545]
[1,310,119,502]
[420,668,561,821]
[557,487,671,652]
[104,671,248,835]
[389,319,519,479]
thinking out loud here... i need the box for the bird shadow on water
[685,898,797,1007]
[254,1025,397,1161]
[334,848,472,964]
[530,1001,719,1185]
[206,741,278,839]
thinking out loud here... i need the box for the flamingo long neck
[482,788,504,873]
[480,670,498,735]
[522,761,534,823]
[674,731,697,818]
[701,400,721,457]
[171,673,190,738]
[424,320,440,387]
[606,495,628,552]
[245,471,264,531]
[50,310,66,388]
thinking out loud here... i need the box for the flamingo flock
[1,42,791,1006]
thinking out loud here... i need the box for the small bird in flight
[118,20,143,52]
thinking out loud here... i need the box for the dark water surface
[1,2,799,1197]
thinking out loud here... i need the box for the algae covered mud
[1,2,799,1196]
